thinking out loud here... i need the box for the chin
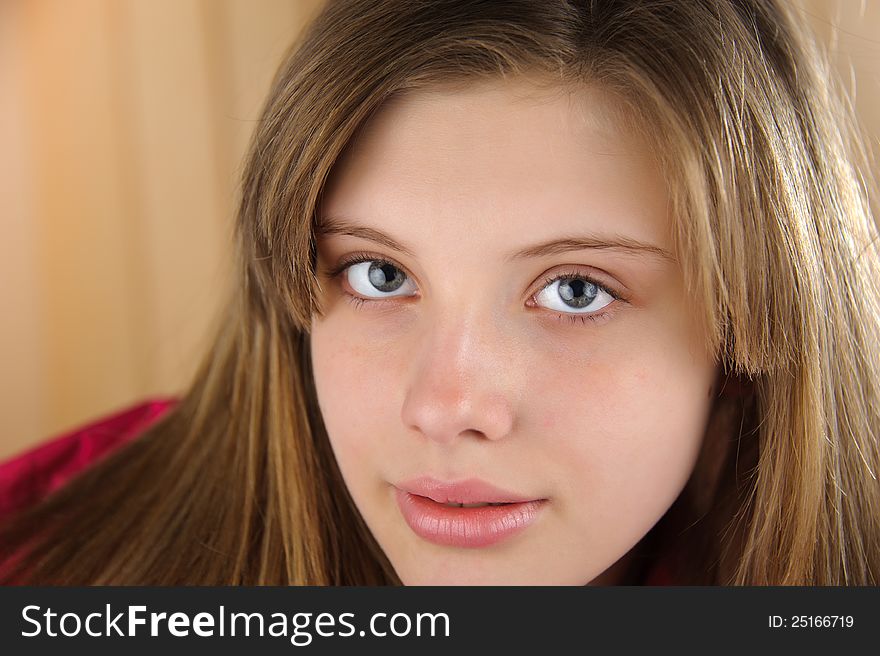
[392,559,581,586]
[399,571,514,586]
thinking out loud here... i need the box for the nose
[400,314,517,445]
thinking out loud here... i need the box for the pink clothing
[0,398,675,584]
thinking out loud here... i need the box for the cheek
[533,330,714,537]
[309,316,402,478]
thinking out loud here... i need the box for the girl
[1,0,878,585]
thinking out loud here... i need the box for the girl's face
[310,77,719,585]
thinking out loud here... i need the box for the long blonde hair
[2,0,878,585]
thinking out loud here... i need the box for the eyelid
[327,250,406,280]
[531,268,625,304]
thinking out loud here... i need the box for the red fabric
[0,398,177,519]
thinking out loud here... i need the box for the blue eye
[533,273,617,317]
[337,257,418,299]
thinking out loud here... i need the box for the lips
[393,476,548,548]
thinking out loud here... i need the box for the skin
[309,75,719,585]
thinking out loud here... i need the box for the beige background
[1,0,878,461]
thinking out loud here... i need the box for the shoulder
[0,398,178,518]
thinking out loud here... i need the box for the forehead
[319,75,669,256]
[365,76,633,147]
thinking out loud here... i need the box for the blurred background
[0,0,878,461]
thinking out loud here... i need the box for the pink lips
[394,476,548,548]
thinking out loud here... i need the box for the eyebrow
[316,215,676,264]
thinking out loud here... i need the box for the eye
[328,253,623,325]
[333,254,418,299]
[531,271,619,317]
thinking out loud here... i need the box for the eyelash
[326,251,626,326]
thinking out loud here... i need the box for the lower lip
[394,488,547,548]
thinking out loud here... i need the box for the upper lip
[396,476,543,504]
